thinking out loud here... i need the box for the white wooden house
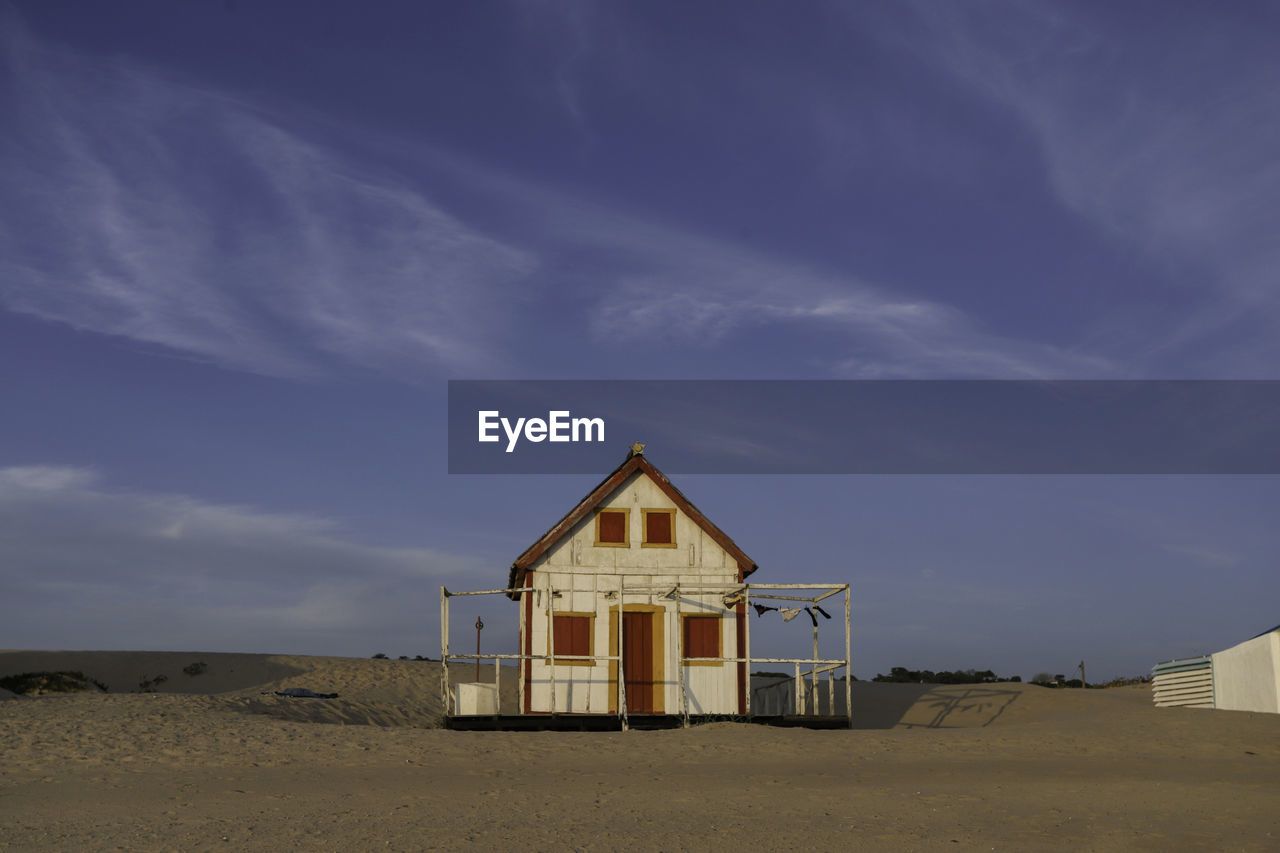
[506,444,757,716]
[440,444,852,727]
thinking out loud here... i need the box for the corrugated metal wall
[1151,656,1215,709]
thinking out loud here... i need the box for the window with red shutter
[595,509,629,546]
[551,614,594,665]
[642,509,674,546]
[682,615,721,661]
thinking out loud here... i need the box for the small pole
[1079,660,1086,689]
[811,613,819,715]
[475,617,484,683]
[618,576,628,731]
[548,585,556,715]
[440,586,451,718]
[676,586,688,728]
[845,585,852,729]
[744,586,752,717]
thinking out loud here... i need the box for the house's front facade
[507,444,757,716]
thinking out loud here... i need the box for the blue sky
[2,1,1278,680]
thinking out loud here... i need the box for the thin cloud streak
[572,217,1114,378]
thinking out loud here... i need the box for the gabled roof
[506,449,758,595]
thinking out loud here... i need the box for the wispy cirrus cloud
[881,2,1280,374]
[0,465,481,652]
[0,20,536,380]
[0,9,1122,382]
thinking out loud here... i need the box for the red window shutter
[553,615,573,654]
[553,615,591,657]
[684,617,719,658]
[598,511,625,543]
[646,511,672,544]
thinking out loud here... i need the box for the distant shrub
[1,671,107,695]
[398,655,409,660]
[182,661,208,677]
[137,673,169,693]
[872,667,1015,684]
[371,653,389,660]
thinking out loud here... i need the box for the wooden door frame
[608,604,665,714]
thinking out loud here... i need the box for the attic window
[594,508,629,547]
[642,509,676,547]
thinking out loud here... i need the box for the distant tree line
[873,667,1020,684]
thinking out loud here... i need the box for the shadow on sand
[851,682,1021,730]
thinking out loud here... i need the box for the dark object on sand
[1,670,109,695]
[273,687,339,699]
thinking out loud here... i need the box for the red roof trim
[507,453,758,595]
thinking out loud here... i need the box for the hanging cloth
[752,603,779,617]
[781,608,802,622]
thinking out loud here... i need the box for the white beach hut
[1152,624,1280,713]
[507,443,757,716]
[440,444,852,727]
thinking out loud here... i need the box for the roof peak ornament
[628,441,646,457]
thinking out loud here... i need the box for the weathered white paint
[524,471,742,714]
[1212,629,1280,713]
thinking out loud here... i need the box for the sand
[2,651,1277,851]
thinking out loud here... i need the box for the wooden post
[845,585,853,729]
[440,586,450,718]
[744,586,752,717]
[811,613,819,716]
[1079,660,1086,689]
[676,586,689,728]
[547,583,556,715]
[618,576,628,731]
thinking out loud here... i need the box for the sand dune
[2,650,1277,850]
